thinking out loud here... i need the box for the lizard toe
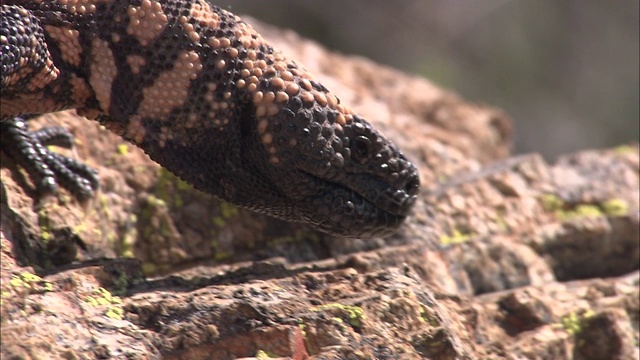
[1,116,99,201]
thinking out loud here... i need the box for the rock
[1,16,638,360]
[573,309,637,360]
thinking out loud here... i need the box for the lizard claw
[1,116,99,200]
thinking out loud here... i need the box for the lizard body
[1,0,419,237]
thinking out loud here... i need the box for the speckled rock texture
[1,17,638,360]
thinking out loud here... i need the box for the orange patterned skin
[1,0,419,237]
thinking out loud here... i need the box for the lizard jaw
[294,169,419,238]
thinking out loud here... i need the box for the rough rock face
[1,17,638,360]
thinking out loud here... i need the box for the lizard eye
[352,135,372,164]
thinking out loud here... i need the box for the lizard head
[119,15,419,237]
[149,91,420,238]
[229,99,420,238]
[117,96,419,238]
[132,89,419,238]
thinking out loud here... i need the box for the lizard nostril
[351,135,372,164]
[403,175,420,195]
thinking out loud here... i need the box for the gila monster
[1,0,420,237]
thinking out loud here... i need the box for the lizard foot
[1,116,99,200]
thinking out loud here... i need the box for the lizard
[1,0,420,238]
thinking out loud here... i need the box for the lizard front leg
[1,116,99,200]
[1,5,99,200]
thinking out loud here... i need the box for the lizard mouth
[296,169,418,238]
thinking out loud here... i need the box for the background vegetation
[217,0,639,159]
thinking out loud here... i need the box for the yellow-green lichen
[331,317,347,330]
[212,216,226,228]
[541,194,564,212]
[613,144,636,155]
[146,194,167,209]
[493,212,509,232]
[9,272,52,294]
[560,310,595,336]
[58,192,73,205]
[10,273,40,286]
[268,235,295,246]
[105,306,124,320]
[602,198,629,217]
[211,202,240,229]
[117,214,138,258]
[571,204,603,218]
[214,251,232,261]
[175,176,192,192]
[255,350,277,359]
[219,201,239,219]
[110,270,144,296]
[540,194,629,220]
[140,195,176,240]
[72,222,88,235]
[311,303,366,328]
[268,230,319,247]
[84,287,122,307]
[116,144,129,155]
[439,229,471,246]
[155,168,193,208]
[84,288,124,319]
[41,230,54,242]
[36,207,55,242]
[298,320,307,336]
[98,194,111,218]
[419,305,439,326]
[142,262,158,275]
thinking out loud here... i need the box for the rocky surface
[1,17,638,360]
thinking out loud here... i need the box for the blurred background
[216,0,639,160]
